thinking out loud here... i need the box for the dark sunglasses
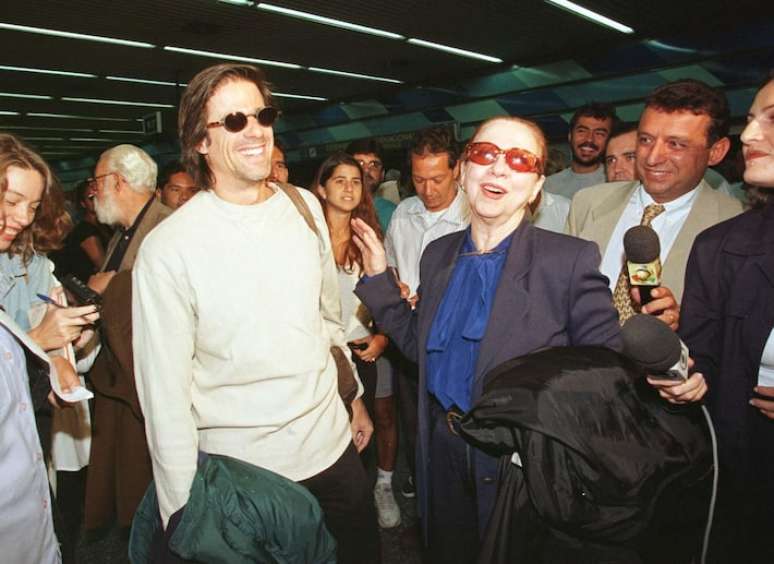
[206,106,280,133]
[465,142,543,174]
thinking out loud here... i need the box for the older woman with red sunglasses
[352,116,622,563]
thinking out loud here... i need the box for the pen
[36,294,65,308]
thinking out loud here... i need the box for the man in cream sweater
[132,63,378,564]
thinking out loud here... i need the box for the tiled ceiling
[0,0,770,171]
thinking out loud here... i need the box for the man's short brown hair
[644,79,730,146]
[178,63,274,188]
[409,127,460,169]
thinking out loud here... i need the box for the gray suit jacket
[566,180,743,301]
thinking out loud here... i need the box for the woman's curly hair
[0,134,72,263]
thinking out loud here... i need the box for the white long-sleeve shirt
[385,189,470,295]
[132,188,354,526]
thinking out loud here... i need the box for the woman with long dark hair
[314,152,402,528]
[680,71,774,562]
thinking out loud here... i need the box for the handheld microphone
[623,225,662,306]
[621,314,689,380]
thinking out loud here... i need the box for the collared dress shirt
[531,191,571,234]
[385,189,469,295]
[599,184,699,293]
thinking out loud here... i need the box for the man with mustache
[544,102,617,199]
[567,80,744,312]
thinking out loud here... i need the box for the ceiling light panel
[407,39,502,63]
[164,46,301,69]
[544,0,634,34]
[256,3,404,40]
[97,129,145,134]
[70,137,133,142]
[61,97,175,108]
[0,22,155,47]
[274,92,328,101]
[0,65,96,78]
[106,76,183,87]
[309,67,403,84]
[3,126,94,132]
[0,92,53,100]
[27,112,138,122]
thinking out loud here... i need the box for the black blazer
[357,220,621,540]
[680,203,774,473]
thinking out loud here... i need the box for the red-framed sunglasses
[465,142,543,174]
[206,106,280,133]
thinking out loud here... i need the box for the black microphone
[621,314,689,380]
[623,225,661,307]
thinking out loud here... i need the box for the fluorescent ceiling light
[309,67,402,84]
[0,111,20,116]
[544,0,634,34]
[28,112,136,122]
[407,38,502,63]
[62,96,175,108]
[164,46,301,69]
[0,92,53,100]
[3,126,94,132]
[256,3,404,40]
[98,129,145,134]
[106,76,183,87]
[0,22,155,47]
[70,137,130,142]
[0,64,96,78]
[23,136,65,141]
[274,92,328,101]
[217,0,253,5]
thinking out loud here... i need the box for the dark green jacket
[129,453,337,564]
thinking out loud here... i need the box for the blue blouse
[426,228,512,411]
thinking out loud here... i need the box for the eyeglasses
[465,142,543,174]
[356,159,383,171]
[86,171,120,192]
[206,106,280,133]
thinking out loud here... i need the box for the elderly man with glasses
[82,144,173,533]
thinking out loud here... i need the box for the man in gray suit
[567,79,743,309]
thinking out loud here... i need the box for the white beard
[94,189,122,226]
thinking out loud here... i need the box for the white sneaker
[374,482,401,528]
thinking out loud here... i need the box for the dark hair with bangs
[409,127,461,169]
[0,134,72,263]
[345,139,385,163]
[570,102,619,130]
[178,63,274,189]
[313,152,382,273]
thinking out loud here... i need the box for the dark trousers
[300,442,381,564]
[151,445,380,564]
[354,356,378,476]
[394,354,419,475]
[428,400,480,564]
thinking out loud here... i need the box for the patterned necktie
[612,204,665,324]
